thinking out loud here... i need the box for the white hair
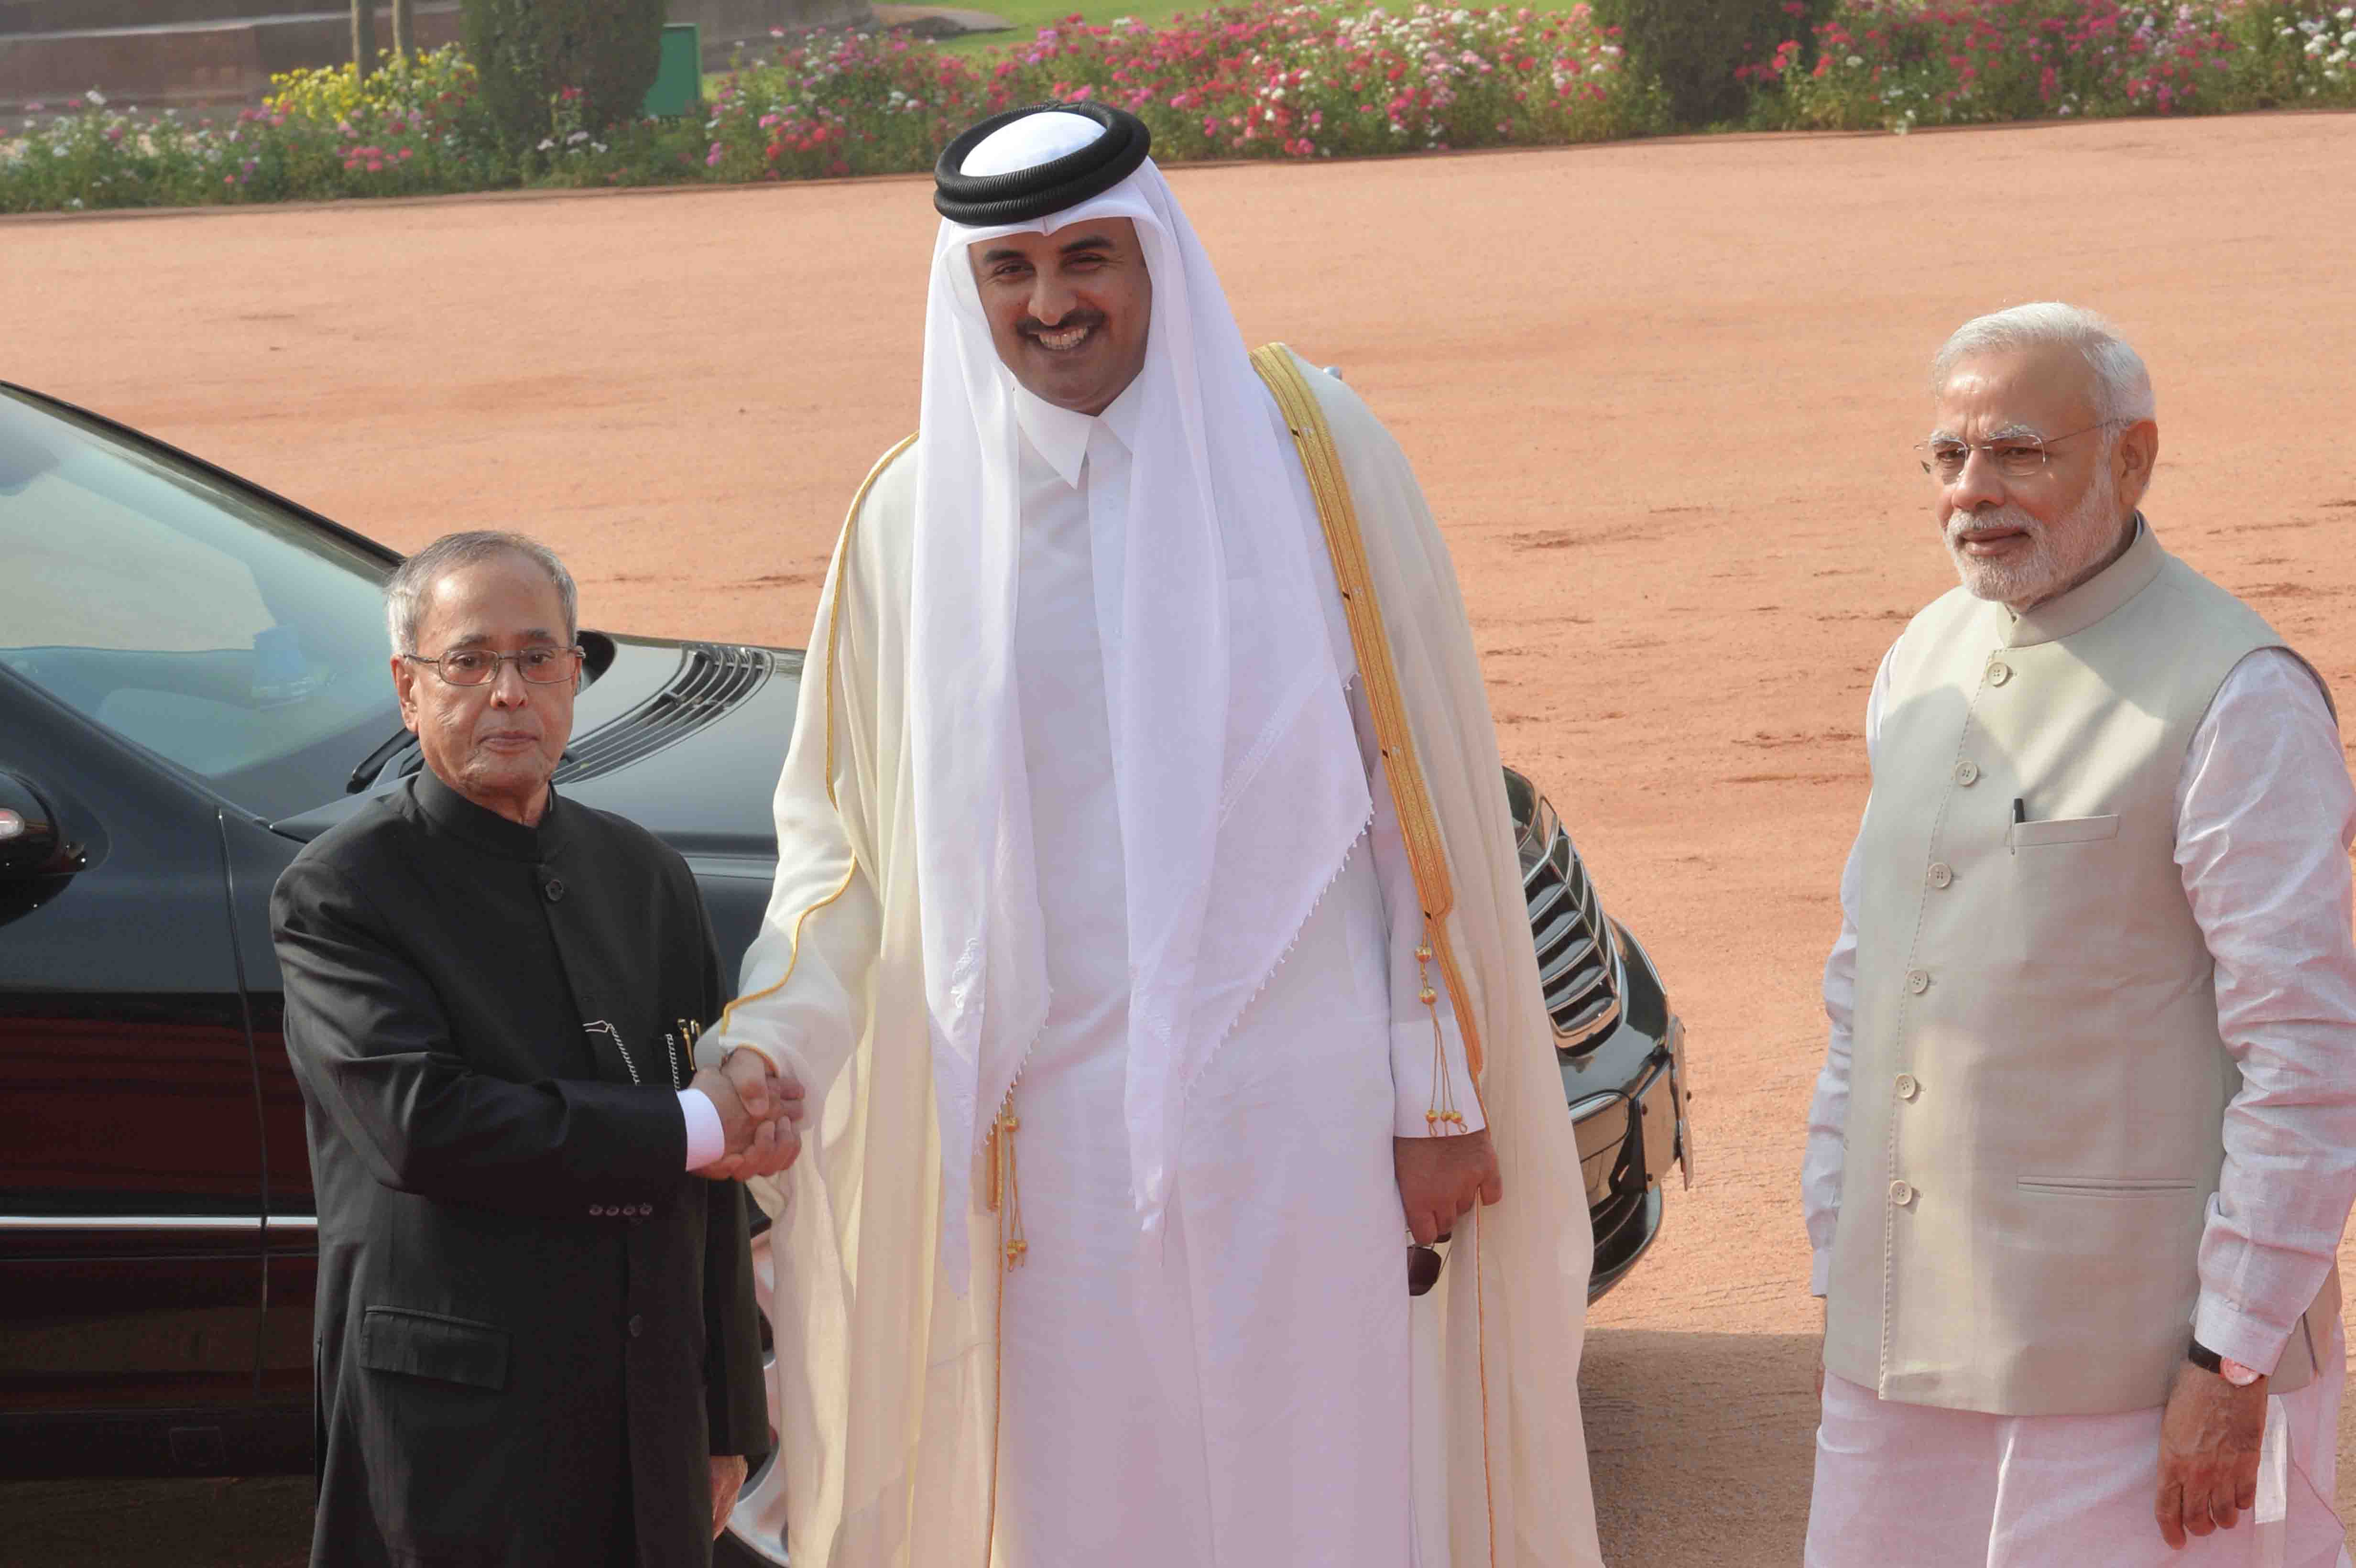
[384,531,578,655]
[1930,302,2156,426]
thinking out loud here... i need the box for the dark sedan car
[0,381,1689,1550]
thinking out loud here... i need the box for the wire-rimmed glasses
[1917,420,2118,481]
[404,645,584,686]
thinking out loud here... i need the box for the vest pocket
[2010,813,2121,849]
[2017,1174,2196,1196]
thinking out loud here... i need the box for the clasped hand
[1395,1127,1503,1246]
[690,1046,806,1181]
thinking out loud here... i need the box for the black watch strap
[2187,1338,2225,1374]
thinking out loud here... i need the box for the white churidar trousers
[1807,1325,2349,1568]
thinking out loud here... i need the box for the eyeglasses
[1917,420,2117,481]
[405,645,583,686]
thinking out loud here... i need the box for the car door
[0,673,268,1475]
[0,382,408,1476]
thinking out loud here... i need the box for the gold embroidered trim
[714,434,914,1053]
[1249,345,1486,1088]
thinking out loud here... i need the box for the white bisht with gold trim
[707,345,1601,1568]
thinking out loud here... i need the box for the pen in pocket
[2010,796,2025,855]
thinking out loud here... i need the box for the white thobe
[993,383,1479,1566]
[1803,631,2356,1565]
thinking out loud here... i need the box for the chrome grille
[1504,767,1622,1053]
[552,642,775,785]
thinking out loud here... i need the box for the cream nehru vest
[1823,523,2340,1416]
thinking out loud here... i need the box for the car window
[0,388,399,820]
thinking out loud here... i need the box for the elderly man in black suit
[271,531,801,1567]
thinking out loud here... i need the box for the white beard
[1945,462,2122,608]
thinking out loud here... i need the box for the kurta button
[1906,968,1930,994]
[1895,1073,1920,1101]
[627,1315,645,1338]
[1987,661,2012,686]
[591,1205,607,1217]
[1927,862,1953,889]
[1889,1180,1916,1207]
[1954,760,1980,786]
[544,877,565,903]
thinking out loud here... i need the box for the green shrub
[459,0,667,156]
[1592,0,1829,127]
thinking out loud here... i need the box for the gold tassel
[1421,926,1467,1133]
[986,1101,1028,1268]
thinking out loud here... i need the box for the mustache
[1019,310,1107,338]
[1946,508,2039,543]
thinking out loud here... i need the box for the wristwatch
[2187,1339,2264,1387]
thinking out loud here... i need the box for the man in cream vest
[1802,303,2356,1566]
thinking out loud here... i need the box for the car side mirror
[0,770,84,881]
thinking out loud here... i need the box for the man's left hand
[709,1453,749,1540]
[2155,1360,2268,1547]
[1395,1128,1502,1246]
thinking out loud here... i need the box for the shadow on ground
[0,1331,1818,1568]
[1585,1329,1820,1566]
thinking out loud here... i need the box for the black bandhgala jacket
[271,768,769,1568]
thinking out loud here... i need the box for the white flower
[2340,6,2354,18]
[2331,46,2351,63]
[537,136,556,149]
[592,141,607,152]
[567,130,588,144]
[86,88,107,105]
[1846,54,1865,66]
[67,196,83,207]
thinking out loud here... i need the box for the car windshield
[0,387,399,821]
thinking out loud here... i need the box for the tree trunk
[351,0,378,79]
[391,0,414,63]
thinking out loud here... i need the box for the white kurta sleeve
[2180,648,2356,1374]
[1349,677,1485,1138]
[703,523,886,1107]
[1803,646,1892,1297]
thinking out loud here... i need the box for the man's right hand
[689,1051,804,1182]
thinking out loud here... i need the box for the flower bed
[1749,0,2356,131]
[1,0,2349,215]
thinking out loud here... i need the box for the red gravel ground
[8,108,2356,1565]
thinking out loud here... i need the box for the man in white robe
[703,104,1604,1568]
[1802,303,2356,1566]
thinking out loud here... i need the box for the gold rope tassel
[985,1101,1028,1268]
[1419,925,1468,1133]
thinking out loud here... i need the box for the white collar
[1012,374,1143,487]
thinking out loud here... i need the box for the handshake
[689,1045,806,1182]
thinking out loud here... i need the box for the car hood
[272,631,800,866]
